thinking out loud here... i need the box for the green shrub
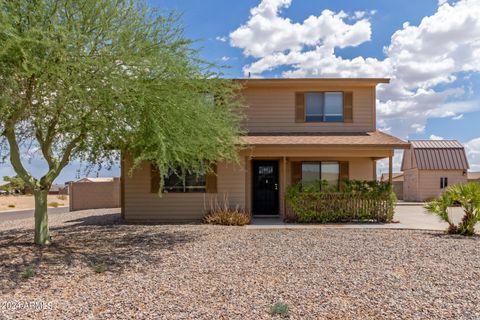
[286,180,396,223]
[270,302,289,316]
[20,266,35,279]
[425,182,480,236]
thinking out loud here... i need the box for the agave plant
[425,182,480,235]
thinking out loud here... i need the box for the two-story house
[121,78,409,222]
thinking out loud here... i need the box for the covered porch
[241,131,409,218]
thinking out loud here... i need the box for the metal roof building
[401,140,469,201]
[404,140,469,170]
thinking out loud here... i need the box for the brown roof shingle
[409,140,469,170]
[241,131,409,148]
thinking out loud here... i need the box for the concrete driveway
[394,203,479,232]
[394,204,446,230]
[249,204,473,231]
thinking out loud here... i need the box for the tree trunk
[34,189,50,245]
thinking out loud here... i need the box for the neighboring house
[401,140,469,202]
[122,78,410,222]
[69,177,120,211]
[380,173,404,200]
[468,172,480,183]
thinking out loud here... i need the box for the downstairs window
[164,171,206,193]
[301,162,340,189]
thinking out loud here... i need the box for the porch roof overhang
[240,131,410,149]
[235,78,390,88]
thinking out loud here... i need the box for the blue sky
[157,0,480,173]
[1,0,479,182]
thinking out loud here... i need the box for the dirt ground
[0,195,69,212]
[0,209,479,319]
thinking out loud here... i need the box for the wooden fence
[286,192,395,223]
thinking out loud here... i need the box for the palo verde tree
[0,0,243,245]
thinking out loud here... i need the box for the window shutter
[339,161,349,190]
[343,92,353,123]
[295,92,305,123]
[206,164,217,193]
[150,164,160,193]
[291,162,302,185]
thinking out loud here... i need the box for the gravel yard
[1,210,480,319]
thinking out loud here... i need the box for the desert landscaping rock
[1,209,480,319]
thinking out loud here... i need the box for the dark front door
[252,160,279,215]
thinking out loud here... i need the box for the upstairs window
[305,92,344,122]
[440,177,448,189]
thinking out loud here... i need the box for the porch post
[388,155,393,184]
[282,156,287,218]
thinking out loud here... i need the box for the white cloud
[230,0,371,59]
[216,36,228,42]
[465,137,480,171]
[221,56,230,61]
[430,134,444,140]
[377,150,404,175]
[354,11,366,19]
[230,0,480,138]
[452,114,464,120]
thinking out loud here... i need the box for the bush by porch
[286,180,396,223]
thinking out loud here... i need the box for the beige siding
[349,158,374,180]
[69,179,120,211]
[123,155,246,222]
[124,151,385,221]
[242,86,375,133]
[212,158,247,211]
[418,170,467,201]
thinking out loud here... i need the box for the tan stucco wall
[403,169,467,202]
[392,181,404,200]
[403,169,418,201]
[418,170,467,201]
[242,85,376,133]
[69,178,120,211]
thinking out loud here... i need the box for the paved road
[0,206,70,222]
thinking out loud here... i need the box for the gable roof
[406,140,469,170]
[241,131,409,148]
